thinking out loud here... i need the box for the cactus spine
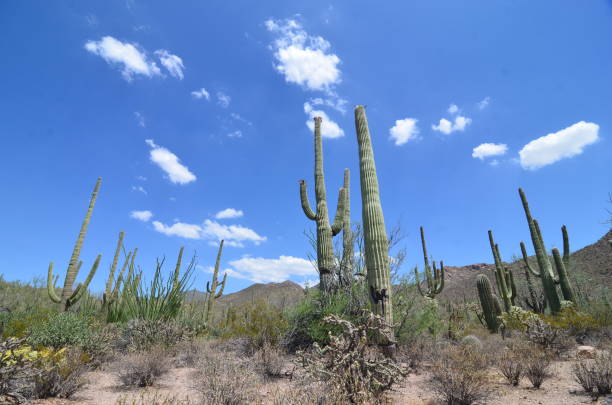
[476,274,502,333]
[354,105,393,328]
[415,227,445,299]
[487,230,516,311]
[205,240,227,322]
[339,168,354,288]
[518,188,574,313]
[300,116,347,292]
[47,177,102,311]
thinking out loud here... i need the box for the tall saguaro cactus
[300,116,347,292]
[415,226,445,299]
[518,188,575,313]
[354,105,393,330]
[339,168,354,287]
[205,240,227,322]
[47,177,102,311]
[102,232,135,311]
[487,230,516,312]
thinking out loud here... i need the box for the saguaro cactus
[518,188,574,313]
[300,116,347,292]
[205,240,227,322]
[487,230,516,312]
[414,226,445,299]
[476,274,502,333]
[339,168,354,288]
[47,178,102,311]
[102,232,135,311]
[354,105,393,329]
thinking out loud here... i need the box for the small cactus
[476,274,502,333]
[414,226,445,299]
[205,240,227,322]
[47,178,102,311]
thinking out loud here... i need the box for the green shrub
[27,312,92,349]
[117,318,201,353]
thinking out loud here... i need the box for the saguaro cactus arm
[105,232,124,299]
[47,263,61,304]
[330,188,347,236]
[172,247,185,289]
[299,180,317,220]
[552,247,575,302]
[67,254,101,306]
[488,230,513,311]
[520,241,541,277]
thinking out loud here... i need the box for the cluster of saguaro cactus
[300,116,348,292]
[487,230,516,311]
[102,232,138,312]
[414,226,445,299]
[518,188,575,313]
[476,274,502,332]
[205,240,227,322]
[47,177,102,312]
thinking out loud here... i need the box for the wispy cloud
[477,97,491,110]
[303,102,343,138]
[85,36,161,81]
[472,143,508,160]
[217,91,231,108]
[227,130,243,138]
[134,111,145,127]
[152,221,202,239]
[151,218,265,247]
[265,19,341,92]
[518,121,599,170]
[389,118,420,145]
[191,88,210,100]
[130,210,153,222]
[226,255,315,283]
[215,208,244,219]
[131,185,147,195]
[155,49,185,80]
[145,139,196,185]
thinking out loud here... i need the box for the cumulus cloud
[145,139,196,184]
[448,104,459,114]
[152,221,202,239]
[432,116,472,135]
[518,121,599,170]
[477,97,491,110]
[304,102,344,138]
[309,96,348,114]
[155,49,185,80]
[389,118,419,145]
[217,92,231,108]
[85,36,161,81]
[191,88,210,100]
[265,19,341,92]
[226,255,315,283]
[472,143,508,160]
[201,220,266,247]
[215,208,244,219]
[130,210,153,222]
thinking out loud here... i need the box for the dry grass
[255,341,286,378]
[115,391,193,405]
[116,347,170,387]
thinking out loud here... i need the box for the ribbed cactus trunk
[339,168,354,287]
[476,274,501,333]
[300,117,347,292]
[47,177,103,311]
[205,240,227,323]
[354,106,393,330]
[488,230,516,312]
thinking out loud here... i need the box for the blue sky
[1,1,610,294]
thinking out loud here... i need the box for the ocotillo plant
[476,274,502,333]
[338,168,354,288]
[354,105,394,335]
[47,177,102,312]
[414,226,445,299]
[518,188,575,313]
[487,230,516,311]
[300,116,347,292]
[205,240,227,322]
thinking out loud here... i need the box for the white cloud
[136,175,147,181]
[152,221,202,239]
[134,111,145,127]
[518,121,599,170]
[154,49,184,80]
[303,102,344,138]
[448,104,459,114]
[389,118,419,145]
[477,97,491,110]
[215,208,244,219]
[145,139,196,185]
[227,130,243,138]
[309,96,348,114]
[226,255,316,283]
[472,143,508,160]
[201,220,266,247]
[265,19,341,92]
[84,36,161,81]
[191,88,210,100]
[131,185,147,195]
[217,92,231,108]
[432,115,472,135]
[130,210,153,222]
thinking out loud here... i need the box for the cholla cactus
[487,230,516,311]
[414,226,445,299]
[47,178,102,311]
[205,240,227,322]
[300,116,347,292]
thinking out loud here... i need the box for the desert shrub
[459,335,483,350]
[115,392,193,405]
[394,291,445,344]
[255,341,285,378]
[497,348,522,386]
[117,318,199,353]
[0,338,38,403]
[524,316,571,354]
[27,312,92,349]
[32,348,87,399]
[430,344,491,405]
[117,347,170,387]
[499,306,540,332]
[195,347,259,405]
[544,306,605,335]
[173,339,205,368]
[397,335,435,371]
[522,345,553,388]
[298,312,406,404]
[572,351,612,397]
[269,380,346,405]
